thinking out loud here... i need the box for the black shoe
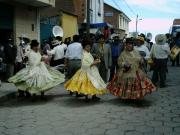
[76,93,85,97]
[31,94,37,102]
[40,92,47,100]
[69,91,74,96]
[25,91,31,98]
[92,95,101,101]
[85,95,90,102]
[18,90,25,98]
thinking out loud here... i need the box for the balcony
[1,0,56,7]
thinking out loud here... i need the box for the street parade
[0,0,180,135]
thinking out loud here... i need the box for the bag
[169,45,180,60]
[147,58,154,65]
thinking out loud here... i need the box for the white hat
[52,40,61,46]
[155,34,167,45]
[111,33,119,39]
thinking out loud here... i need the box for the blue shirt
[111,43,123,57]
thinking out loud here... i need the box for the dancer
[107,38,156,100]
[64,39,106,101]
[8,40,64,99]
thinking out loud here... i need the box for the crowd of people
[0,29,180,102]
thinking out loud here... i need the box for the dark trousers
[98,61,108,83]
[152,58,167,86]
[67,60,81,79]
[51,58,64,67]
[15,62,25,73]
[6,63,14,80]
[172,53,179,66]
[109,57,118,81]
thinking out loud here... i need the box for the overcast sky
[104,0,180,40]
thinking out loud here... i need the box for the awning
[90,22,113,28]
[0,0,55,7]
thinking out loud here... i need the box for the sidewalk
[0,82,16,98]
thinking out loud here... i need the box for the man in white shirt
[65,35,83,96]
[65,35,83,79]
[134,36,150,72]
[47,36,67,66]
[150,34,170,88]
[134,36,150,60]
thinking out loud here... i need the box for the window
[90,0,93,10]
[31,24,34,31]
[98,0,101,16]
[90,9,93,23]
[119,15,122,27]
[104,12,113,17]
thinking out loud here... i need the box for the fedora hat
[155,34,166,45]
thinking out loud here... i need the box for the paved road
[0,65,180,135]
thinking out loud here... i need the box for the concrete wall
[104,3,130,39]
[90,0,104,23]
[104,4,119,29]
[62,13,78,40]
[14,4,39,45]
[74,0,86,24]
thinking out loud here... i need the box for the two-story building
[0,0,55,45]
[74,0,105,34]
[104,3,130,39]
[40,0,78,41]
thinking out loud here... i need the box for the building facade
[74,0,104,24]
[40,0,78,41]
[104,3,130,39]
[173,19,180,25]
[0,0,54,45]
[74,0,104,34]
[89,0,104,24]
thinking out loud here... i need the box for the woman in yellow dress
[64,39,106,101]
[107,38,156,100]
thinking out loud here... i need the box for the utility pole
[135,14,138,36]
[135,14,142,37]
[86,0,90,37]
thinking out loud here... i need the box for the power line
[112,0,122,11]
[112,0,137,17]
[121,0,137,16]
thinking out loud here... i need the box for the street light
[135,14,142,36]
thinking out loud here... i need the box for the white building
[89,0,104,24]
[119,13,130,35]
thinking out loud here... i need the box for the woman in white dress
[8,40,65,99]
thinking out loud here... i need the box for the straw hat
[155,34,167,45]
[136,36,145,42]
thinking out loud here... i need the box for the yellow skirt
[64,70,106,95]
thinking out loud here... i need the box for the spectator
[171,32,180,66]
[4,38,17,80]
[151,34,170,88]
[91,34,112,82]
